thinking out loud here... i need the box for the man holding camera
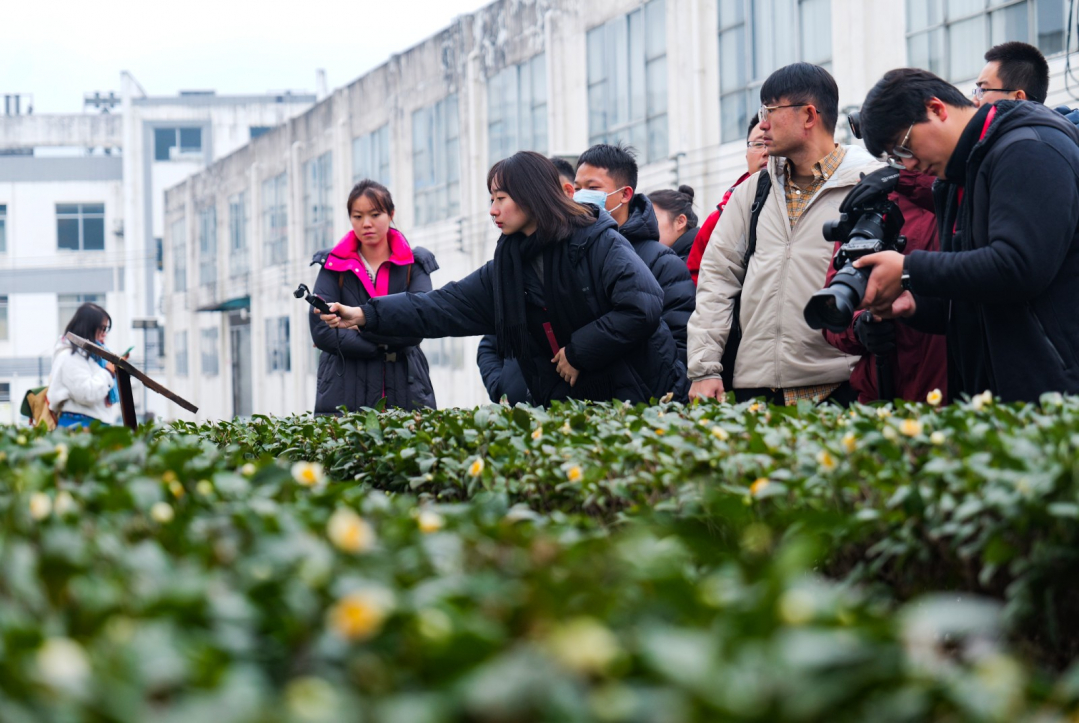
[855,68,1079,402]
[688,63,877,406]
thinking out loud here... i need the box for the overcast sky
[5,0,492,113]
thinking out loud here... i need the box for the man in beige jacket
[688,63,880,405]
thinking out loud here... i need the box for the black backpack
[719,171,772,391]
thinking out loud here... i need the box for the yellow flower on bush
[162,470,177,485]
[561,421,572,435]
[654,428,664,436]
[468,458,485,477]
[750,477,770,496]
[327,508,376,553]
[972,390,993,411]
[841,432,857,454]
[711,426,730,441]
[150,502,174,523]
[546,617,621,676]
[168,480,185,499]
[927,389,943,407]
[196,480,214,496]
[900,419,924,437]
[29,492,51,521]
[417,510,445,533]
[241,463,257,476]
[876,407,892,419]
[54,490,76,516]
[748,403,761,413]
[53,443,68,467]
[531,426,543,440]
[930,431,946,446]
[567,466,583,483]
[292,461,325,487]
[816,450,838,472]
[328,590,390,641]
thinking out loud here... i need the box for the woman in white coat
[49,303,120,428]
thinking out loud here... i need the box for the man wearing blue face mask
[575,143,695,365]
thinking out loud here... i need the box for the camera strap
[954,106,998,233]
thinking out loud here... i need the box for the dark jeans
[733,381,857,407]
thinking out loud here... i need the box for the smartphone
[122,345,135,357]
[306,295,333,315]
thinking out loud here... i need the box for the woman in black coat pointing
[317,151,688,406]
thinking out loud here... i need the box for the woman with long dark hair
[48,302,120,428]
[315,151,688,406]
[308,180,438,414]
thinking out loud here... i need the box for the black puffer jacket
[619,194,695,364]
[476,334,530,405]
[360,211,689,405]
[906,101,1079,402]
[308,246,439,414]
[670,226,698,263]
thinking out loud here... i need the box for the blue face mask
[573,187,626,213]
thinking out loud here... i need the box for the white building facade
[0,81,315,424]
[162,0,1079,421]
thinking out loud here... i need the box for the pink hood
[323,228,415,298]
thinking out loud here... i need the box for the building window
[250,126,272,140]
[0,383,9,404]
[0,204,6,253]
[262,172,289,266]
[228,192,249,277]
[266,316,291,373]
[171,216,187,292]
[57,203,105,251]
[200,327,219,376]
[353,125,391,186]
[412,94,461,226]
[174,330,188,376]
[587,0,668,163]
[304,152,334,255]
[908,0,1068,82]
[717,0,832,144]
[57,294,103,338]
[0,295,7,341]
[154,127,203,161]
[198,205,217,288]
[488,53,548,163]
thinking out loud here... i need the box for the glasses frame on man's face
[886,121,918,166]
[758,103,808,123]
[746,140,767,149]
[971,85,1016,101]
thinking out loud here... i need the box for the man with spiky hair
[854,67,1079,402]
[973,41,1051,107]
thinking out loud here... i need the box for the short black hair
[985,41,1050,104]
[746,115,760,141]
[549,156,576,182]
[576,142,638,190]
[859,68,973,158]
[759,62,840,134]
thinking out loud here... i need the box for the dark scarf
[492,229,612,401]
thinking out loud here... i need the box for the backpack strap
[406,263,412,289]
[743,171,771,267]
[337,273,344,290]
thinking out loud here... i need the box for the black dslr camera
[803,195,906,333]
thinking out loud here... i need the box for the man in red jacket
[686,117,769,285]
[822,169,947,402]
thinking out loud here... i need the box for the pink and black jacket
[308,228,439,414]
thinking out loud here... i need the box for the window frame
[0,294,7,342]
[265,316,291,373]
[171,216,187,292]
[56,203,106,252]
[352,125,392,187]
[412,94,461,226]
[154,126,204,162]
[303,152,334,256]
[0,204,6,254]
[261,172,289,266]
[200,327,219,377]
[587,0,669,163]
[716,0,833,144]
[174,329,189,377]
[57,293,103,338]
[197,205,218,288]
[228,191,249,278]
[906,0,1070,83]
[488,52,549,163]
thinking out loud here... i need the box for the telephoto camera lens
[803,264,870,332]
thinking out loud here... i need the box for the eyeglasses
[758,103,808,123]
[98,325,111,334]
[971,85,1016,100]
[886,122,917,165]
[747,141,767,149]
